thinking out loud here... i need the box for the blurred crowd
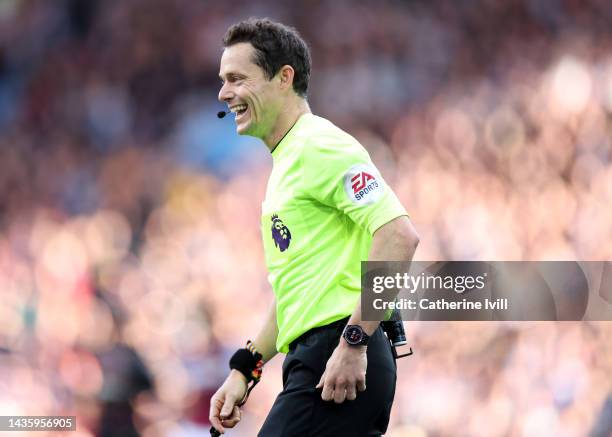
[0,0,611,435]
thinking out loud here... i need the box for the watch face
[345,326,364,345]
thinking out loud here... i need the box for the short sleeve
[302,139,408,235]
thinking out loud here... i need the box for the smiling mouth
[230,104,248,116]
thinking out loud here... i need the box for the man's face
[218,42,281,137]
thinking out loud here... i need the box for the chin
[236,122,255,136]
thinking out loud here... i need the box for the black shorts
[258,319,397,437]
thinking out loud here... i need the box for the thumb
[220,396,236,418]
[316,371,326,389]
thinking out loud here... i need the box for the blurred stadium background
[0,0,611,436]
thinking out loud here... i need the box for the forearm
[346,216,419,336]
[251,301,279,363]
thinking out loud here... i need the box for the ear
[278,65,295,92]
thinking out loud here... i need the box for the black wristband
[229,348,263,382]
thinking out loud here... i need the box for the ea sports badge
[343,163,385,205]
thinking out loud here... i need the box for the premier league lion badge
[271,214,292,252]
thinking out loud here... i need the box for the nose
[218,82,233,103]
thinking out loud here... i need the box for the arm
[317,216,419,403]
[252,302,279,363]
[209,301,278,433]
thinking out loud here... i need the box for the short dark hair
[223,18,311,97]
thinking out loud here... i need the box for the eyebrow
[219,72,246,81]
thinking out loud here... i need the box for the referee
[210,18,419,437]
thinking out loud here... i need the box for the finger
[221,406,242,428]
[228,405,241,421]
[209,397,226,433]
[357,378,366,392]
[321,381,334,401]
[210,418,225,434]
[316,371,326,389]
[346,383,357,401]
[333,385,347,404]
[220,396,236,419]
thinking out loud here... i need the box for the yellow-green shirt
[262,113,407,353]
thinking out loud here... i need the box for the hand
[316,341,367,403]
[209,370,248,434]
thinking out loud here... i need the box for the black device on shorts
[381,309,413,359]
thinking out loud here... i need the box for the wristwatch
[342,325,370,346]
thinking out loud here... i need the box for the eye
[229,75,245,84]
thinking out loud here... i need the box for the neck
[263,98,311,152]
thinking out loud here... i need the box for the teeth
[231,104,248,113]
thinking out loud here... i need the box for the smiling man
[209,18,419,437]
